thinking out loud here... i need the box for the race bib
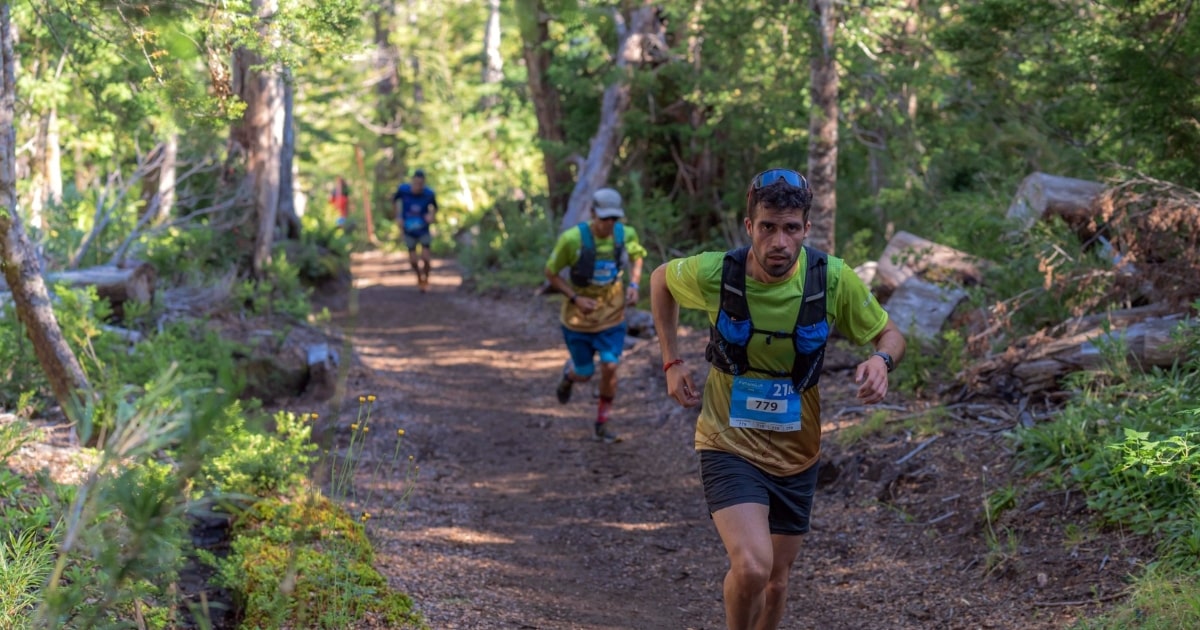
[729,376,801,432]
[404,216,426,232]
[592,259,618,285]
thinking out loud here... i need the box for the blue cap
[413,169,426,178]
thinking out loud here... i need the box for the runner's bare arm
[854,319,906,404]
[651,264,700,407]
[544,268,596,313]
[626,256,644,305]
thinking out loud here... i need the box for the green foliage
[0,529,56,629]
[213,495,424,629]
[233,252,313,320]
[460,201,559,290]
[202,411,318,498]
[1017,322,1200,571]
[892,329,966,397]
[1075,568,1200,630]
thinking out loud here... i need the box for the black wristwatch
[871,351,895,372]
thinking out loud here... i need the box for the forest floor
[328,251,1146,630]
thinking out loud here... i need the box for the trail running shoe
[556,362,574,404]
[593,422,620,444]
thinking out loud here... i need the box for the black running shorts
[699,449,819,536]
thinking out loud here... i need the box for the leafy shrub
[202,410,317,498]
[460,201,558,290]
[1017,321,1200,570]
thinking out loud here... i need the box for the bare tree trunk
[516,0,571,217]
[407,0,423,105]
[480,0,503,110]
[277,71,300,240]
[0,4,89,416]
[373,0,403,219]
[141,134,177,226]
[807,0,839,254]
[559,4,663,231]
[231,0,284,277]
[355,145,378,244]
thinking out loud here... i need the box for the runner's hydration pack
[705,246,829,391]
[569,222,628,287]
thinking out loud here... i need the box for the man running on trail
[545,187,646,444]
[649,169,906,630]
[393,169,438,293]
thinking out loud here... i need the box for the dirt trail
[335,252,1137,630]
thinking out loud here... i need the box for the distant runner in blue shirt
[393,169,438,293]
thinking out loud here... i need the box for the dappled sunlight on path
[333,252,1114,630]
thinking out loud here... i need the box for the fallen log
[875,231,986,296]
[0,263,156,320]
[885,277,968,342]
[45,263,157,307]
[971,310,1194,394]
[1006,172,1106,230]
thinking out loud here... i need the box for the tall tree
[0,2,89,417]
[481,0,503,109]
[807,0,839,253]
[559,2,666,230]
[277,70,300,239]
[515,0,570,217]
[372,0,403,220]
[230,0,285,277]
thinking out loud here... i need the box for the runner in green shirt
[544,188,646,443]
[650,168,906,630]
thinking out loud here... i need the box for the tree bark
[0,4,90,414]
[141,134,177,226]
[1006,172,1107,230]
[807,0,839,254]
[885,276,967,342]
[0,263,160,317]
[231,0,284,278]
[875,230,987,295]
[373,0,403,218]
[481,0,503,109]
[559,4,663,231]
[277,71,300,240]
[516,0,570,218]
[972,311,1193,394]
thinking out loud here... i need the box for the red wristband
[663,359,684,373]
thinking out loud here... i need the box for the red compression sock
[597,396,614,424]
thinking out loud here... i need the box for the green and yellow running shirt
[545,224,647,333]
[665,249,888,476]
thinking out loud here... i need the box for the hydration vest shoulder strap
[570,223,595,286]
[719,247,752,321]
[797,247,828,326]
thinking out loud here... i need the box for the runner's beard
[754,247,799,278]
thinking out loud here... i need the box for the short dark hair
[746,180,813,221]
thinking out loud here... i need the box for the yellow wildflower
[367,394,377,402]
[363,427,370,433]
[310,413,320,420]
[351,423,359,431]
[360,512,371,522]
[358,395,366,403]
[397,429,406,436]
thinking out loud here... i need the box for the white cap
[592,188,625,219]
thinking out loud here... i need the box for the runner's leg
[421,241,432,283]
[755,534,804,630]
[712,503,774,630]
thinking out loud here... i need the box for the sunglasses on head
[752,169,809,190]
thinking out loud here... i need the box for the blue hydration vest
[705,246,830,392]
[569,222,628,287]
